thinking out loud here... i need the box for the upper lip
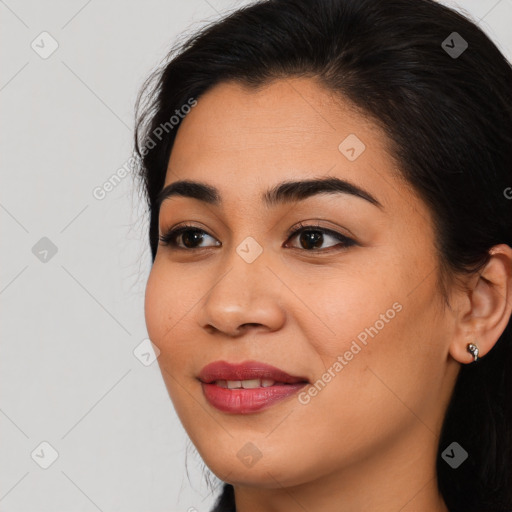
[198,360,309,384]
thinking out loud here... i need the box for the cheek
[316,288,444,434]
[293,264,402,359]
[144,264,197,411]
[297,267,436,424]
[144,260,194,339]
[143,262,205,383]
[144,262,188,358]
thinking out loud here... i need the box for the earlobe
[449,337,483,365]
[448,243,512,365]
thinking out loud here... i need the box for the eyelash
[158,221,356,253]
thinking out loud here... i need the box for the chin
[199,447,319,489]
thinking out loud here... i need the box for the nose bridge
[198,235,285,335]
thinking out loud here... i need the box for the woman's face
[145,78,460,491]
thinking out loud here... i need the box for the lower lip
[201,382,308,414]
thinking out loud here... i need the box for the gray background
[1,1,511,511]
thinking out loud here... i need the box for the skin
[144,77,512,512]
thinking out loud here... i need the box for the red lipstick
[198,360,309,414]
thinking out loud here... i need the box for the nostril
[240,323,262,329]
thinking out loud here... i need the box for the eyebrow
[156,176,383,210]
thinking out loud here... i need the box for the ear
[449,244,512,364]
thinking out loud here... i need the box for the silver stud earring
[467,342,479,362]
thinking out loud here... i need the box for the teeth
[241,379,260,389]
[214,378,277,389]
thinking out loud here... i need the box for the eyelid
[159,222,218,248]
[283,221,356,251]
[158,221,356,251]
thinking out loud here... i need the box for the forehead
[170,78,387,162]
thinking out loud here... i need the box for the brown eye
[158,222,356,253]
[159,226,220,249]
[285,223,356,252]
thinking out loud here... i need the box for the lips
[198,360,309,414]
[198,360,309,385]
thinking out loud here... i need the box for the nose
[197,251,286,338]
